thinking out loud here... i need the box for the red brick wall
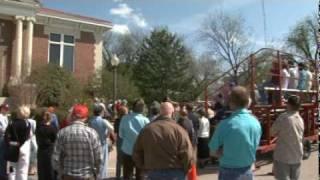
[32,24,48,71]
[32,26,95,82]
[74,31,95,82]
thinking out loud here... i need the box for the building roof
[6,0,40,5]
[38,7,112,28]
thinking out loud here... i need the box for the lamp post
[111,54,120,115]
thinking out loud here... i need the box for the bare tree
[103,29,146,66]
[286,14,318,61]
[199,12,252,83]
[190,53,221,86]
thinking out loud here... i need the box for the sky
[42,0,317,54]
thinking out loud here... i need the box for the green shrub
[28,64,84,110]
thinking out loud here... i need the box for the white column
[23,17,35,77]
[94,31,104,71]
[11,16,24,82]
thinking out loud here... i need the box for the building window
[48,33,75,72]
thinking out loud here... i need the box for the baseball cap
[72,104,89,119]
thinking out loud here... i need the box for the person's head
[287,95,301,112]
[172,102,180,112]
[132,99,145,114]
[118,106,128,118]
[160,102,174,118]
[121,99,128,106]
[42,111,52,124]
[47,106,55,113]
[288,60,296,67]
[298,63,305,71]
[94,97,100,103]
[93,104,104,116]
[282,62,288,69]
[179,104,188,117]
[198,108,206,117]
[0,104,9,115]
[228,86,250,111]
[71,104,89,122]
[162,96,172,103]
[150,101,160,116]
[186,103,193,112]
[17,105,31,120]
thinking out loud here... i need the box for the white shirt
[198,116,210,138]
[288,67,299,89]
[0,114,8,137]
[305,70,313,90]
[28,119,38,151]
[280,69,290,89]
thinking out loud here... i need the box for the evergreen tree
[133,28,196,103]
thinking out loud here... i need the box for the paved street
[29,147,318,180]
[198,151,318,180]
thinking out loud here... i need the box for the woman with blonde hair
[5,105,32,180]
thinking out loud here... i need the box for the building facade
[0,0,112,96]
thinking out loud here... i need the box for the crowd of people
[0,85,307,180]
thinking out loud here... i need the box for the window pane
[50,33,61,42]
[64,35,74,43]
[49,44,60,65]
[63,45,74,71]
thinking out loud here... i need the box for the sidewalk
[29,148,318,180]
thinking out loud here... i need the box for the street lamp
[111,54,120,115]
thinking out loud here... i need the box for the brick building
[0,0,112,96]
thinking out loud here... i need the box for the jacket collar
[154,115,173,121]
[232,108,249,115]
[71,121,86,126]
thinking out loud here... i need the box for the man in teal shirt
[209,86,262,180]
[119,99,149,180]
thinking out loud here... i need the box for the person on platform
[89,104,115,180]
[288,61,299,89]
[0,104,9,179]
[209,86,262,180]
[305,65,313,91]
[52,104,102,180]
[119,99,149,180]
[271,95,304,180]
[280,62,290,89]
[133,102,193,180]
[297,63,307,90]
[36,111,57,180]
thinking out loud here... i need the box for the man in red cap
[52,104,102,180]
[0,104,9,179]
